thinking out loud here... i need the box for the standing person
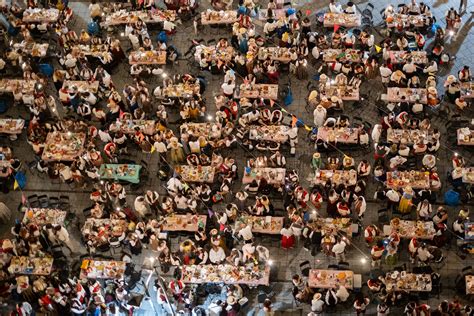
[371,240,385,268]
[53,225,75,254]
[332,237,349,263]
[399,186,414,214]
[353,294,370,315]
[377,302,390,315]
[280,224,295,249]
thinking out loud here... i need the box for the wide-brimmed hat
[227,295,237,305]
[313,293,322,300]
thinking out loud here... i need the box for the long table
[22,8,59,23]
[0,119,24,135]
[322,49,363,63]
[248,125,289,143]
[63,80,99,93]
[82,218,128,246]
[99,164,141,183]
[257,47,292,62]
[387,219,435,239]
[236,84,278,100]
[384,272,432,292]
[41,132,86,162]
[387,128,436,145]
[312,169,357,186]
[386,50,428,65]
[110,120,156,135]
[23,208,66,226]
[317,127,359,144]
[13,43,49,57]
[323,13,361,27]
[104,9,176,25]
[386,171,430,190]
[308,269,354,289]
[235,215,284,234]
[80,259,126,279]
[383,88,428,104]
[386,13,426,28]
[0,79,36,94]
[319,85,360,101]
[161,214,207,232]
[201,10,238,25]
[8,256,53,276]
[163,83,200,98]
[181,122,222,140]
[181,264,270,285]
[242,167,286,185]
[176,165,215,183]
[457,128,474,146]
[307,217,352,236]
[129,50,167,65]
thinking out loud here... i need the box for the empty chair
[38,195,49,208]
[328,264,339,270]
[49,197,60,209]
[338,262,350,270]
[377,209,389,224]
[300,260,311,277]
[28,194,40,208]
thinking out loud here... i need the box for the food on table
[176,165,215,183]
[129,50,166,65]
[385,272,432,291]
[162,83,200,98]
[8,256,53,275]
[235,216,284,234]
[161,214,206,232]
[201,10,238,24]
[308,269,354,288]
[386,171,431,189]
[181,264,269,285]
[104,9,176,25]
[458,128,474,145]
[23,208,66,226]
[42,132,86,161]
[81,260,126,279]
[390,219,435,239]
[23,8,59,23]
[323,13,361,27]
[243,168,286,185]
[313,170,357,186]
[317,127,359,144]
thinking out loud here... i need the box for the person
[332,237,349,262]
[280,224,295,249]
[335,285,349,302]
[377,302,390,315]
[399,186,414,214]
[353,294,370,315]
[311,293,325,315]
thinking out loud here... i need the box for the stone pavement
[0,0,474,314]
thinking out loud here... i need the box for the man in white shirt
[221,80,235,97]
[423,61,438,75]
[379,64,393,84]
[402,61,417,77]
[329,0,342,13]
[331,237,348,262]
[209,246,226,263]
[386,188,400,211]
[238,224,253,241]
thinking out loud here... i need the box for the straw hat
[446,75,456,83]
[313,152,321,158]
[331,96,339,103]
[427,87,437,94]
[313,293,322,300]
[227,295,237,305]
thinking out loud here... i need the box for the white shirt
[386,189,400,202]
[209,247,226,263]
[221,82,235,95]
[238,225,253,241]
[329,2,342,13]
[332,241,347,254]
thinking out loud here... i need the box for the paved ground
[1,0,474,315]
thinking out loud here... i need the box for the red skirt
[281,235,295,249]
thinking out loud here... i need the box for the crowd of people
[0,0,472,314]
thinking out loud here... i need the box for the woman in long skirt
[398,186,414,214]
[280,224,295,249]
